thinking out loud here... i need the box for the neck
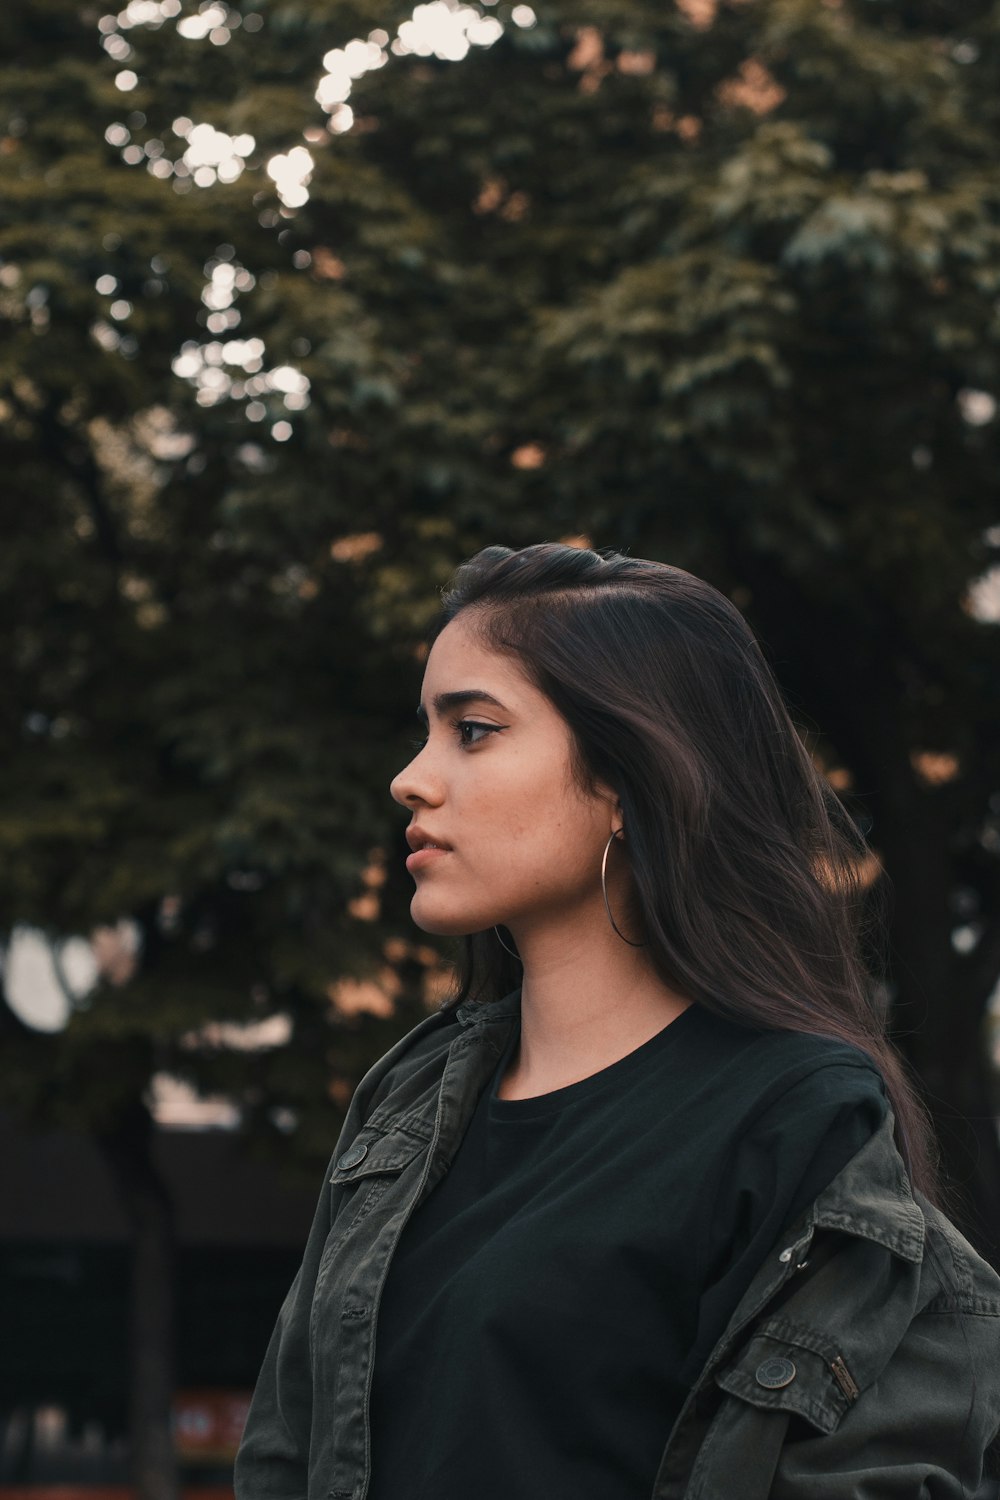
[504,898,692,1091]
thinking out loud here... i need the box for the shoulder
[707,1027,889,1229]
[690,1008,888,1128]
[736,1035,889,1176]
[748,1030,887,1119]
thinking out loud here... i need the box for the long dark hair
[425,541,941,1203]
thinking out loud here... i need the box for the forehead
[420,616,532,703]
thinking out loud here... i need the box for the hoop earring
[602,829,648,947]
[494,925,522,961]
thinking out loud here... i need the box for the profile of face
[389,612,622,941]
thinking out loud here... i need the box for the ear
[592,778,623,829]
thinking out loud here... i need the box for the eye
[409,720,501,752]
[455,719,499,748]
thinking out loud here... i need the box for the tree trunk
[97,1099,180,1500]
[888,864,1000,1263]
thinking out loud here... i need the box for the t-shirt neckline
[488,1002,702,1119]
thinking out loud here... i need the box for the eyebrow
[416,690,509,725]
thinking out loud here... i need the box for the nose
[389,744,443,810]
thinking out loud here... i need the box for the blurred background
[1,0,999,1496]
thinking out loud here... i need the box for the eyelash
[410,719,499,752]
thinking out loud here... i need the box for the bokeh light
[394,2,504,60]
[96,0,523,430]
[180,120,255,186]
[315,2,504,120]
[171,335,311,423]
[177,3,229,40]
[958,388,997,427]
[266,147,314,209]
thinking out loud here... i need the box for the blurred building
[0,1109,317,1483]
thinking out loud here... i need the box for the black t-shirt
[367,1002,888,1500]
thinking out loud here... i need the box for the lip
[405,847,451,873]
[405,825,454,854]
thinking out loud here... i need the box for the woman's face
[389,613,620,939]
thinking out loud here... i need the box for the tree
[2,0,999,1493]
[1,3,444,1491]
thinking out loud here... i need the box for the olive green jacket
[234,987,1000,1499]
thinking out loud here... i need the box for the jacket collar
[807,1107,925,1264]
[452,986,522,1029]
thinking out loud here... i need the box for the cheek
[475,786,599,890]
[465,764,567,848]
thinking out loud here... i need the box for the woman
[235,543,1000,1499]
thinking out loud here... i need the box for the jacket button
[755,1357,796,1389]
[337,1142,368,1169]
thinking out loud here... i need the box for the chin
[410,899,488,939]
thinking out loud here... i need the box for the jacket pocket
[309,1126,428,1360]
[329,1123,429,1183]
[713,1320,858,1436]
[685,1324,858,1498]
[324,1125,428,1253]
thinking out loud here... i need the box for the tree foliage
[1,0,999,1292]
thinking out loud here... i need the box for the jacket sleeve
[232,1141,342,1500]
[701,1223,1000,1499]
[232,1016,431,1500]
[768,1295,1000,1498]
